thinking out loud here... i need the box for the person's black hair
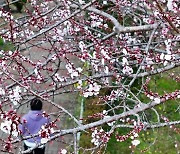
[30,98,42,110]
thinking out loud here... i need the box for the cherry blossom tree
[0,0,179,153]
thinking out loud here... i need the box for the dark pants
[24,144,45,154]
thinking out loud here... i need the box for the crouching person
[19,98,50,154]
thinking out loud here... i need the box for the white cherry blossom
[134,133,139,138]
[79,41,86,52]
[54,73,65,82]
[167,0,177,12]
[160,53,165,60]
[122,48,128,55]
[104,66,109,74]
[0,119,19,137]
[103,1,107,5]
[101,49,110,59]
[66,64,82,79]
[164,54,172,60]
[163,60,168,66]
[9,86,22,105]
[0,88,5,95]
[122,66,133,75]
[122,57,129,66]
[61,149,67,154]
[83,82,101,98]
[59,149,67,154]
[130,136,134,139]
[131,139,140,146]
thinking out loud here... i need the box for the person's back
[19,98,50,154]
[21,110,49,143]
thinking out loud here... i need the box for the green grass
[134,127,180,154]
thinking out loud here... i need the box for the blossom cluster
[39,122,55,144]
[66,63,82,79]
[59,149,67,154]
[9,86,22,106]
[91,128,110,146]
[116,122,144,143]
[0,111,20,137]
[0,119,19,137]
[83,82,101,98]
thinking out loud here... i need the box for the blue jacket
[19,110,50,143]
